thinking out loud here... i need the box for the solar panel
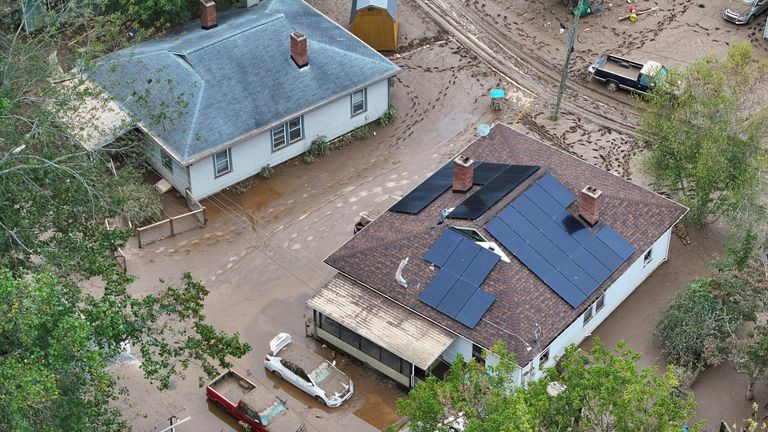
[424,229,464,267]
[596,226,635,260]
[462,248,500,286]
[437,278,477,317]
[448,165,540,220]
[455,289,496,328]
[390,163,453,214]
[537,173,577,207]
[420,227,501,328]
[473,163,510,185]
[443,238,480,275]
[418,270,459,307]
[485,172,635,308]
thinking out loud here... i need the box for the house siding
[188,79,391,199]
[441,336,472,364]
[146,142,190,193]
[525,227,673,379]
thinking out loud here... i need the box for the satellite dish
[476,124,491,137]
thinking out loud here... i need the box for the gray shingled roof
[88,0,400,163]
[350,0,398,22]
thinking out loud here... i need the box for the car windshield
[308,361,332,384]
[737,0,754,4]
[258,400,288,426]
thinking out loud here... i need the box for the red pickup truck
[206,370,305,432]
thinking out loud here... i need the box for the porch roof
[308,274,455,370]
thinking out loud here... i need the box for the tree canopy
[639,41,768,228]
[396,338,699,432]
[0,4,252,430]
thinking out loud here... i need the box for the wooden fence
[136,207,206,248]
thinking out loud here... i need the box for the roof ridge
[183,13,285,55]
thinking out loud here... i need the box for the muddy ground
[116,0,767,430]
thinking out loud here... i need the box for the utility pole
[553,0,585,119]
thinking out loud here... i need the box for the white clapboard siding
[188,79,390,199]
[147,143,190,192]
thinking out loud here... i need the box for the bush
[303,136,330,164]
[114,170,163,224]
[259,164,273,179]
[656,279,731,369]
[350,126,369,141]
[377,105,397,127]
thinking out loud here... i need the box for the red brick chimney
[452,155,474,193]
[200,0,217,30]
[290,32,308,68]
[578,185,602,226]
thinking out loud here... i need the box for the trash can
[572,1,592,17]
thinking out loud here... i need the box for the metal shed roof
[308,275,455,370]
[351,0,398,21]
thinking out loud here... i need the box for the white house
[89,0,399,199]
[307,123,687,388]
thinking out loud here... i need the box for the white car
[264,333,354,408]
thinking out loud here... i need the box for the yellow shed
[350,0,399,51]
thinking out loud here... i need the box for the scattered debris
[618,6,658,20]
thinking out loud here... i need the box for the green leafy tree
[730,326,768,401]
[639,41,768,227]
[526,339,698,432]
[396,339,698,432]
[0,269,251,431]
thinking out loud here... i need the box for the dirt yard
[116,0,767,430]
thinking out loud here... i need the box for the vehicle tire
[606,81,619,92]
[314,395,328,406]
[272,370,282,380]
[748,14,755,24]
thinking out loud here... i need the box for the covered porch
[307,275,457,387]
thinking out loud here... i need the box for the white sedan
[264,333,354,408]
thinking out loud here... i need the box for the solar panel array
[390,163,453,214]
[448,165,540,220]
[419,228,500,328]
[486,173,635,308]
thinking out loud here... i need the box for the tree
[396,339,699,432]
[730,326,768,401]
[0,5,252,431]
[638,41,768,227]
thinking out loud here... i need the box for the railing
[105,218,128,273]
[136,207,206,248]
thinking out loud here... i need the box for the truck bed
[600,57,643,79]
[208,370,255,404]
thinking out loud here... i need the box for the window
[271,124,286,150]
[472,344,485,365]
[213,149,231,176]
[288,117,303,143]
[361,337,380,360]
[539,349,550,368]
[400,359,412,376]
[319,314,341,338]
[454,227,488,243]
[644,248,653,265]
[161,150,173,173]
[271,116,304,151]
[339,325,361,350]
[583,305,594,325]
[595,294,605,313]
[351,89,367,116]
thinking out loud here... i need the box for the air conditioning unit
[240,0,259,7]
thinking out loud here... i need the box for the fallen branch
[619,6,659,21]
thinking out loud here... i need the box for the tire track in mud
[411,0,640,136]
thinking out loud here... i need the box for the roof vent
[290,32,308,68]
[578,185,602,226]
[200,0,217,30]
[452,155,474,193]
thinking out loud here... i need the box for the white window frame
[582,305,594,325]
[538,348,550,368]
[351,88,367,117]
[160,149,173,173]
[213,148,232,177]
[271,116,304,151]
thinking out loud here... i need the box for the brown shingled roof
[324,124,687,364]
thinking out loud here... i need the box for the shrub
[350,125,369,141]
[303,136,330,164]
[377,104,397,127]
[259,164,273,179]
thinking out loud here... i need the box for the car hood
[264,403,305,432]
[726,1,753,15]
[309,362,352,398]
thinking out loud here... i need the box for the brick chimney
[452,155,474,193]
[290,32,308,68]
[578,185,602,226]
[200,0,217,30]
